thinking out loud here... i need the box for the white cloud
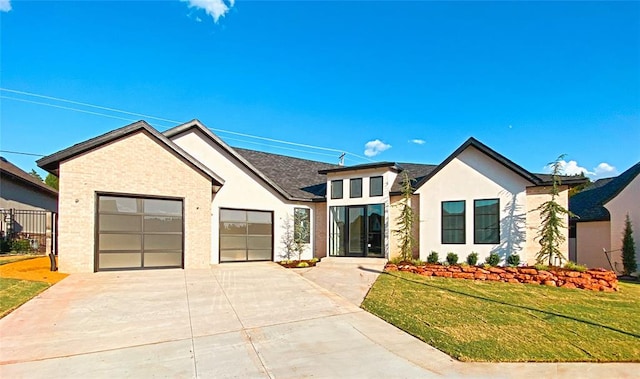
[364,139,392,157]
[182,0,234,23]
[0,0,12,12]
[545,160,618,179]
[593,162,616,177]
[409,139,426,145]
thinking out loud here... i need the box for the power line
[0,96,146,124]
[0,87,374,162]
[0,150,45,157]
[0,88,180,125]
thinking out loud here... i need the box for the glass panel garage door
[219,209,273,262]
[97,195,183,271]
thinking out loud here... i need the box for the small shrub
[296,261,309,268]
[446,252,459,265]
[534,264,550,271]
[310,257,319,263]
[482,263,491,269]
[427,251,439,264]
[412,259,425,266]
[10,239,32,253]
[506,254,521,267]
[564,261,587,273]
[0,239,10,253]
[486,253,500,267]
[466,252,478,266]
[389,257,404,264]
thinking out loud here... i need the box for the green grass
[362,271,640,362]
[0,277,50,318]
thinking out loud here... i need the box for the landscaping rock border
[385,263,618,291]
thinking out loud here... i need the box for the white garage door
[96,195,183,271]
[219,208,273,262]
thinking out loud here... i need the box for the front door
[348,206,365,256]
[329,204,385,258]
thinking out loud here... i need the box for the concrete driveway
[0,263,636,378]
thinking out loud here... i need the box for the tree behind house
[393,171,416,262]
[29,169,43,181]
[45,173,59,190]
[534,155,573,266]
[622,214,637,275]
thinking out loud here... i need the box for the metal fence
[0,209,57,255]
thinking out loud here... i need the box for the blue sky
[1,0,638,180]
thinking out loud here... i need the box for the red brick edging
[385,263,619,292]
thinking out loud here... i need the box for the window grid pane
[370,176,383,197]
[331,180,343,199]
[442,200,465,244]
[350,178,362,198]
[474,199,500,244]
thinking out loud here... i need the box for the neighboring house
[0,157,58,212]
[0,157,58,254]
[570,162,640,273]
[37,120,586,273]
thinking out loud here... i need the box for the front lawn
[361,271,640,362]
[0,256,68,318]
[0,278,50,318]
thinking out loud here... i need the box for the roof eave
[36,120,224,186]
[414,137,540,190]
[163,120,300,201]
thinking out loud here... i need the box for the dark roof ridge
[414,137,541,189]
[570,161,640,222]
[37,120,224,185]
[163,120,317,202]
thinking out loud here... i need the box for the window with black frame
[474,199,500,244]
[442,200,465,244]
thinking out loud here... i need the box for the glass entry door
[329,204,385,258]
[348,206,365,256]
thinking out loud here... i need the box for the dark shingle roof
[233,148,340,200]
[1,157,58,197]
[570,162,640,222]
[390,163,438,194]
[533,173,591,186]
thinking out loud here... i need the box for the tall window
[350,178,362,198]
[442,200,465,244]
[331,180,343,199]
[474,199,499,244]
[294,208,311,244]
[370,176,383,197]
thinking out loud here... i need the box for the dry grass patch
[0,256,68,318]
[0,256,68,284]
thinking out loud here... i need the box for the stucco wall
[575,221,616,271]
[0,178,58,212]
[57,131,213,273]
[604,174,640,270]
[324,168,398,258]
[170,129,314,263]
[415,146,534,265]
[524,185,570,265]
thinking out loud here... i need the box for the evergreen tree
[534,155,573,266]
[29,169,43,181]
[393,171,416,261]
[622,214,637,275]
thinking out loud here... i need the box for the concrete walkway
[0,262,637,378]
